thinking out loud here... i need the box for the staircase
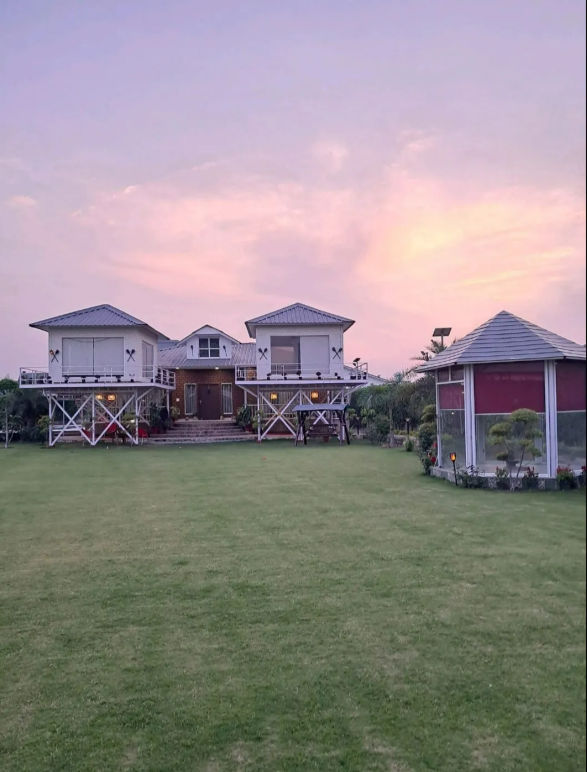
[145,419,255,445]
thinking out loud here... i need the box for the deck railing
[235,362,369,382]
[19,366,176,388]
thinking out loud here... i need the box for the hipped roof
[418,310,585,371]
[30,304,168,340]
[245,302,354,337]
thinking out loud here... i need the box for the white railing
[236,362,369,381]
[19,366,175,388]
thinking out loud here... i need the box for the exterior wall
[46,326,160,382]
[555,360,586,471]
[184,327,235,361]
[171,368,243,418]
[254,324,345,379]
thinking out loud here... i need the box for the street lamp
[405,417,411,438]
[450,452,458,486]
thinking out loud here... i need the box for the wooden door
[199,384,221,419]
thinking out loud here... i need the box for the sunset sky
[1,0,585,378]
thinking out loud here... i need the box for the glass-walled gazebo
[419,311,586,477]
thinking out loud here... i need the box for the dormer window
[199,337,220,358]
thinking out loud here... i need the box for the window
[62,337,123,376]
[221,383,233,415]
[142,341,154,378]
[199,337,220,358]
[270,336,300,374]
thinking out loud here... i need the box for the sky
[1,0,585,378]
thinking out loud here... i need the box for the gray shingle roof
[30,304,169,339]
[158,341,255,369]
[418,310,586,370]
[245,302,354,337]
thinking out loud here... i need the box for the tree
[0,378,21,449]
[411,338,447,363]
[488,409,542,490]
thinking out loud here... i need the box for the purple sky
[1,0,585,378]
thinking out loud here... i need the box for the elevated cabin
[241,302,360,382]
[418,311,586,478]
[239,303,368,440]
[20,304,175,446]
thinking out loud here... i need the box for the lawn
[0,442,585,771]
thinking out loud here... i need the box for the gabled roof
[245,302,354,337]
[30,304,168,339]
[178,324,240,345]
[418,310,586,370]
[157,341,255,369]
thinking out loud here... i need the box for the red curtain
[438,383,464,410]
[556,361,586,411]
[474,361,545,414]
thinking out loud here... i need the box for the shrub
[404,438,414,452]
[495,466,510,490]
[489,409,542,489]
[458,466,484,489]
[420,452,436,475]
[521,466,540,490]
[236,405,252,429]
[365,414,390,444]
[417,422,436,455]
[556,466,578,490]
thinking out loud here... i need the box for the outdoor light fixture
[310,391,319,401]
[270,393,278,402]
[107,394,116,402]
[96,394,104,401]
[450,452,458,486]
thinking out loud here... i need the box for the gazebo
[418,311,586,478]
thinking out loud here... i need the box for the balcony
[19,366,176,389]
[235,362,368,382]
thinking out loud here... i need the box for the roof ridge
[246,301,353,324]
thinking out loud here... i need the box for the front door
[184,383,197,415]
[199,384,221,419]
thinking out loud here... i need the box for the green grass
[0,443,585,771]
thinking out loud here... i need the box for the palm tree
[411,339,447,363]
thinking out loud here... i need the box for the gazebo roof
[418,311,585,371]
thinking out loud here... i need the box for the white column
[464,365,476,468]
[544,361,558,477]
[257,388,261,442]
[48,395,54,447]
[91,394,96,445]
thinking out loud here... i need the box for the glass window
[438,409,465,468]
[270,336,300,374]
[221,383,233,415]
[199,337,220,357]
[557,411,586,470]
[142,341,154,378]
[62,337,123,376]
[475,413,547,474]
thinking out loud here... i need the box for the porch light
[270,393,278,402]
[310,391,319,401]
[96,394,104,401]
[107,394,116,402]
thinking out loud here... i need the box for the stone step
[145,435,255,444]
